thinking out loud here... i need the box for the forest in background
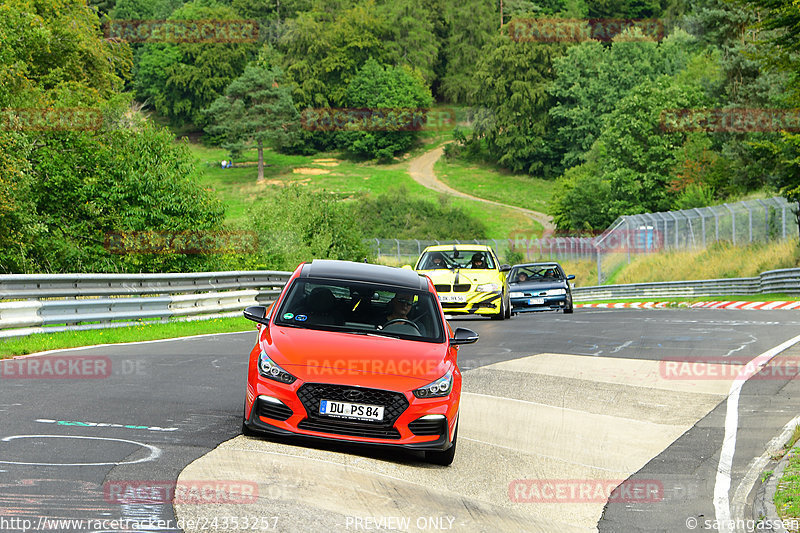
[1,0,798,272]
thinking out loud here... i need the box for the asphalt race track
[2,308,800,532]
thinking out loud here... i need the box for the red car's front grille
[296,384,408,440]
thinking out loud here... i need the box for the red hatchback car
[242,260,478,465]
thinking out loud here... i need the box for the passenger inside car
[305,287,343,325]
[516,272,528,282]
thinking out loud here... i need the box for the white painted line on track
[0,435,161,466]
[713,333,800,532]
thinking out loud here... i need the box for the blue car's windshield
[510,265,564,283]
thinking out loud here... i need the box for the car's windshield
[274,278,445,343]
[510,265,564,283]
[417,250,496,270]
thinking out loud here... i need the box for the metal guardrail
[0,271,292,338]
[1,266,799,338]
[573,268,800,301]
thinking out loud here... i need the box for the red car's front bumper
[244,377,460,452]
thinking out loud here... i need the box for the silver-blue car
[508,262,575,314]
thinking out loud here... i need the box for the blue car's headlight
[545,288,566,296]
[413,371,453,398]
[476,283,501,293]
[258,351,296,384]
[510,291,525,298]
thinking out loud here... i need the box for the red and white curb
[575,301,800,310]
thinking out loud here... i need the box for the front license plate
[528,298,545,305]
[439,294,467,303]
[319,400,384,421]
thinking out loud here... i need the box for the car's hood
[262,327,448,387]
[509,280,568,293]
[419,269,502,286]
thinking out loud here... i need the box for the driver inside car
[380,292,422,335]
[386,292,414,322]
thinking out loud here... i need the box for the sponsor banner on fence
[300,107,458,132]
[104,230,259,255]
[0,107,103,132]
[508,18,664,42]
[104,19,259,43]
[660,108,800,133]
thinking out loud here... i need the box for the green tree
[248,186,369,270]
[468,30,566,175]
[439,0,497,103]
[380,0,440,86]
[550,76,707,230]
[134,0,255,125]
[280,1,393,109]
[337,59,433,160]
[549,28,695,170]
[21,115,225,273]
[204,65,301,181]
[0,0,131,107]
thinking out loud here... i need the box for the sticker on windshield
[282,313,294,320]
[295,315,308,322]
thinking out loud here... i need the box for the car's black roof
[514,262,562,268]
[300,260,429,291]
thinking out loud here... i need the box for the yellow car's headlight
[476,283,501,293]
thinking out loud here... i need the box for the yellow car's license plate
[439,294,467,303]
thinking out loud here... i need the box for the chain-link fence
[368,197,798,284]
[366,237,599,266]
[596,197,797,283]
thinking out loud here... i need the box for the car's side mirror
[500,264,512,272]
[567,275,575,280]
[450,327,479,345]
[243,305,270,326]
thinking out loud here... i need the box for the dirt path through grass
[408,144,555,235]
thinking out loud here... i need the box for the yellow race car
[413,245,512,320]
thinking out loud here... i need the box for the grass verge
[612,240,800,284]
[0,318,255,358]
[187,142,541,239]
[435,156,555,215]
[774,436,800,528]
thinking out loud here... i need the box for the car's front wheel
[426,422,458,466]
[563,293,574,314]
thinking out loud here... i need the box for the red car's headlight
[258,351,296,384]
[413,370,453,398]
